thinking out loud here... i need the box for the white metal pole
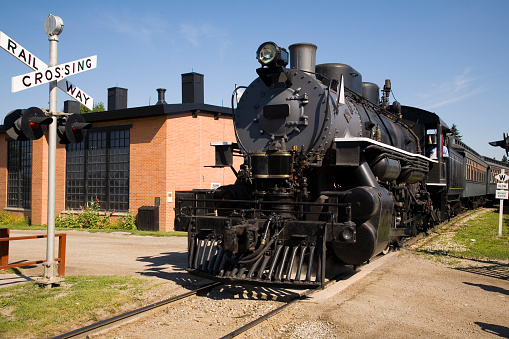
[43,34,58,283]
[500,199,504,237]
[499,169,505,237]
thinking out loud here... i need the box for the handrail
[0,228,66,276]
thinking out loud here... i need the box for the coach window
[65,127,130,212]
[7,140,32,209]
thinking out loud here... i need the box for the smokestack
[289,43,317,73]
[156,88,167,105]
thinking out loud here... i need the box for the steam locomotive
[174,42,509,288]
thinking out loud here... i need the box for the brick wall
[0,110,239,231]
[0,137,7,212]
[166,113,239,230]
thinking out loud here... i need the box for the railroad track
[51,269,358,339]
[219,270,356,339]
[53,209,483,339]
[404,208,486,249]
[52,281,222,339]
[52,254,399,339]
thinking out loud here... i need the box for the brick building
[0,73,239,231]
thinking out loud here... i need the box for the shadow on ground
[134,250,324,302]
[456,263,509,280]
[135,251,201,287]
[475,322,509,338]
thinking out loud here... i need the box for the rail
[0,228,66,276]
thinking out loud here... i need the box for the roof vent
[156,88,167,105]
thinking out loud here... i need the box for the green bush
[55,199,137,230]
[0,211,29,226]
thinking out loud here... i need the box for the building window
[66,128,129,211]
[7,140,32,208]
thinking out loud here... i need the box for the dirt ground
[2,225,509,338]
[242,250,509,338]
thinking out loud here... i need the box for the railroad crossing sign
[12,55,97,92]
[0,30,95,109]
[495,173,508,182]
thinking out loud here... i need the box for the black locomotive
[175,42,509,287]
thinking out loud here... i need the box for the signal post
[2,15,95,286]
[45,15,62,285]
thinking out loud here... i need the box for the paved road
[2,230,192,285]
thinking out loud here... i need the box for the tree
[450,124,462,140]
[502,155,508,164]
[80,102,105,113]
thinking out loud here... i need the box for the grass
[451,209,509,260]
[0,275,159,338]
[415,208,509,262]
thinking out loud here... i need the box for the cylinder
[289,43,317,73]
[344,187,381,220]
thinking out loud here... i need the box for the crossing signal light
[57,113,92,144]
[3,107,53,140]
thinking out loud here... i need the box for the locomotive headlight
[256,42,288,67]
[258,43,276,65]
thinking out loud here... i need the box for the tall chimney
[182,72,204,104]
[108,87,128,111]
[64,100,80,113]
[289,43,317,73]
[156,88,167,105]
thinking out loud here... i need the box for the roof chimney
[182,72,204,104]
[64,100,80,113]
[156,88,167,105]
[108,87,128,111]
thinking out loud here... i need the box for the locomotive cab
[400,106,454,221]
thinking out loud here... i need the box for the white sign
[497,182,508,190]
[0,31,48,71]
[496,190,508,200]
[1,31,95,109]
[495,173,508,182]
[12,55,97,92]
[57,79,93,109]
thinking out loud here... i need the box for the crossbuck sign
[12,55,97,92]
[0,31,95,109]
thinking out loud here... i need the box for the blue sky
[1,0,508,160]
